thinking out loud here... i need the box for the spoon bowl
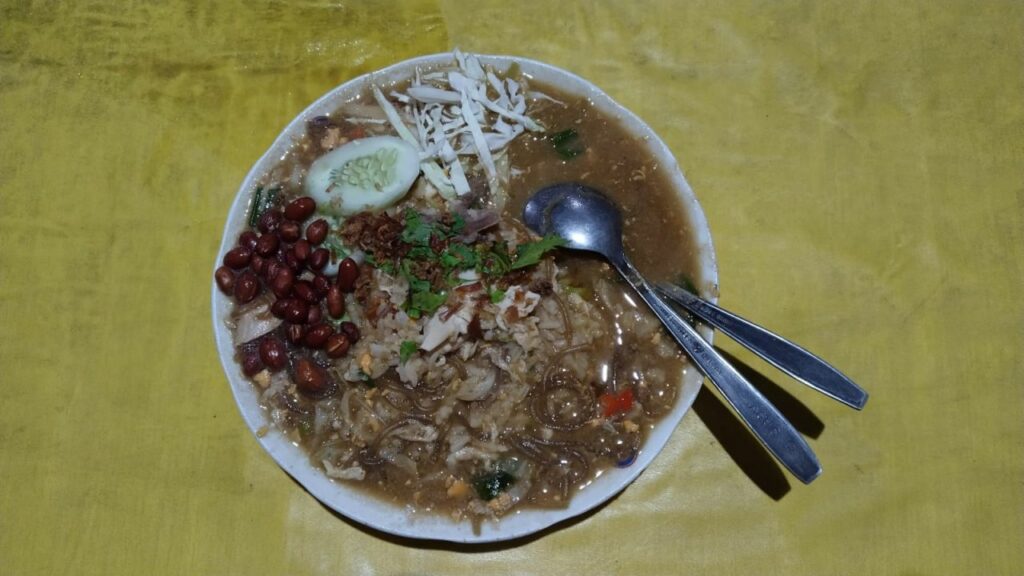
[524,182,625,261]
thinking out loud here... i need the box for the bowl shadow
[716,348,826,440]
[690,348,827,500]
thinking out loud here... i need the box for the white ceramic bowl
[211,52,718,543]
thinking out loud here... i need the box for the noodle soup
[214,52,714,536]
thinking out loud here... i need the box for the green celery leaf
[442,243,477,269]
[449,212,466,236]
[399,340,417,363]
[410,290,447,316]
[407,246,435,260]
[510,235,566,270]
[401,209,433,246]
[478,241,512,276]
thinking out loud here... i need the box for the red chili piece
[599,388,635,418]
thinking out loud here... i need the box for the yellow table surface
[2,1,1022,574]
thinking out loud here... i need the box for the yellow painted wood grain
[1,1,1021,573]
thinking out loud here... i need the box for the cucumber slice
[305,135,420,216]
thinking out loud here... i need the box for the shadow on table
[692,348,826,501]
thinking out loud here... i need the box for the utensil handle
[655,283,868,410]
[615,257,822,484]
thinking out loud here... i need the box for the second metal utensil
[655,283,869,410]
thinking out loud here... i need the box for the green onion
[247,187,264,228]
[247,185,281,228]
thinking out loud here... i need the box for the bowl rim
[211,51,718,543]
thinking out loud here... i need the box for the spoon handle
[654,283,868,410]
[615,257,822,484]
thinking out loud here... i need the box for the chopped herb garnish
[401,209,435,246]
[401,261,428,290]
[399,260,446,318]
[322,235,349,260]
[357,370,375,388]
[472,470,516,501]
[510,234,566,270]
[442,243,477,269]
[363,210,565,318]
[550,128,577,146]
[477,241,513,276]
[326,313,350,329]
[394,214,474,318]
[408,289,447,318]
[296,417,314,438]
[407,246,436,260]
[549,128,584,159]
[489,288,506,304]
[247,185,281,227]
[449,212,466,236]
[365,252,397,275]
[247,187,263,227]
[399,340,418,363]
[439,251,461,269]
[562,284,592,300]
[400,208,468,247]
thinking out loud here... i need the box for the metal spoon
[528,186,867,409]
[653,283,868,410]
[523,182,822,484]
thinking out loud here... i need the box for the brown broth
[507,84,699,285]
